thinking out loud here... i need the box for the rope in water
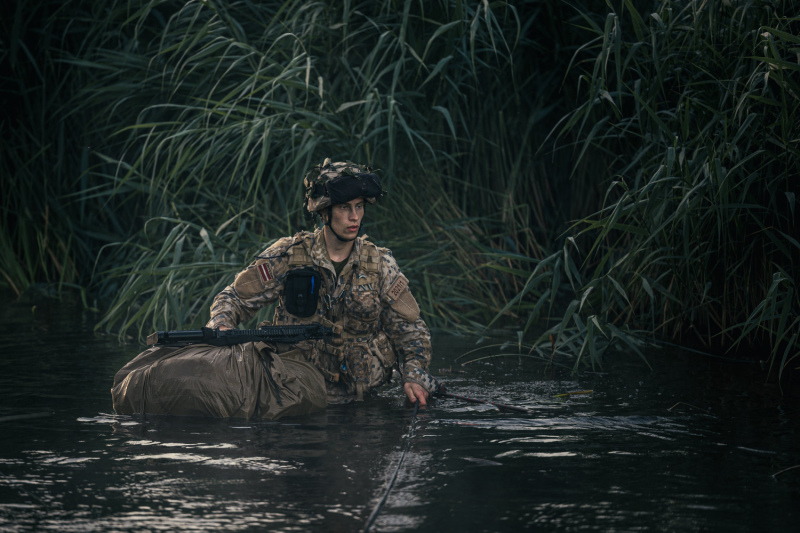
[363,401,419,532]
[363,387,530,530]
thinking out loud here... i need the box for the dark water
[1,296,799,532]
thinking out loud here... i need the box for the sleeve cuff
[206,314,235,329]
[402,367,438,394]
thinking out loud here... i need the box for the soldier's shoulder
[377,245,397,265]
[377,248,404,282]
[357,239,394,267]
[296,230,316,241]
[262,232,309,254]
[358,236,392,257]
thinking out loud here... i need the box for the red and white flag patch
[256,262,273,283]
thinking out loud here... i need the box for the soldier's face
[329,197,365,239]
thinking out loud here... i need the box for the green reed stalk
[25,0,563,339]
[517,0,799,376]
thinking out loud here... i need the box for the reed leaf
[499,0,799,378]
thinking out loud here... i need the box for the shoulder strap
[288,233,314,267]
[358,240,381,274]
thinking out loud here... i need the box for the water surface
[1,295,799,531]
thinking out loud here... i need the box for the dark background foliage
[1,0,797,379]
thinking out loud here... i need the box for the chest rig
[281,235,391,399]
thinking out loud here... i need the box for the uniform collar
[309,227,364,276]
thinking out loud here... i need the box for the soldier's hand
[403,382,429,407]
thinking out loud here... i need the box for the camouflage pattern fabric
[207,228,435,398]
[303,159,379,213]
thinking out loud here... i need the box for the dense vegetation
[2,0,797,381]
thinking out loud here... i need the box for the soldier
[206,158,437,406]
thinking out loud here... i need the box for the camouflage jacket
[206,228,435,398]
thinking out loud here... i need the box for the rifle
[146,324,333,347]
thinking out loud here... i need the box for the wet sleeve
[206,239,290,329]
[378,249,436,393]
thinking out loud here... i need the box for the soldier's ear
[321,207,333,223]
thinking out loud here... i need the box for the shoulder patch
[257,262,273,283]
[390,284,420,322]
[234,262,272,300]
[387,275,408,301]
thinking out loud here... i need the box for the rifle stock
[147,324,333,347]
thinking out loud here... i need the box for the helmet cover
[304,158,383,213]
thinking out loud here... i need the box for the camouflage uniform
[207,228,435,400]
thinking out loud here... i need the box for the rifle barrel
[147,325,332,346]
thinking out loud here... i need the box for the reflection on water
[1,295,799,531]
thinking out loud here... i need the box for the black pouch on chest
[283,267,320,317]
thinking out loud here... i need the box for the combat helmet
[303,158,383,214]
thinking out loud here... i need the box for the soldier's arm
[207,282,274,329]
[378,250,437,393]
[381,307,436,392]
[206,239,290,329]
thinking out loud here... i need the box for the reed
[4,0,796,381]
[520,0,799,377]
[48,0,561,336]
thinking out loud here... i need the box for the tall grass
[9,0,565,335]
[5,0,796,382]
[509,0,799,378]
[2,1,86,297]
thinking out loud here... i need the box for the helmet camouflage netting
[303,158,384,213]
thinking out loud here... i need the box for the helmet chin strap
[324,207,361,242]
